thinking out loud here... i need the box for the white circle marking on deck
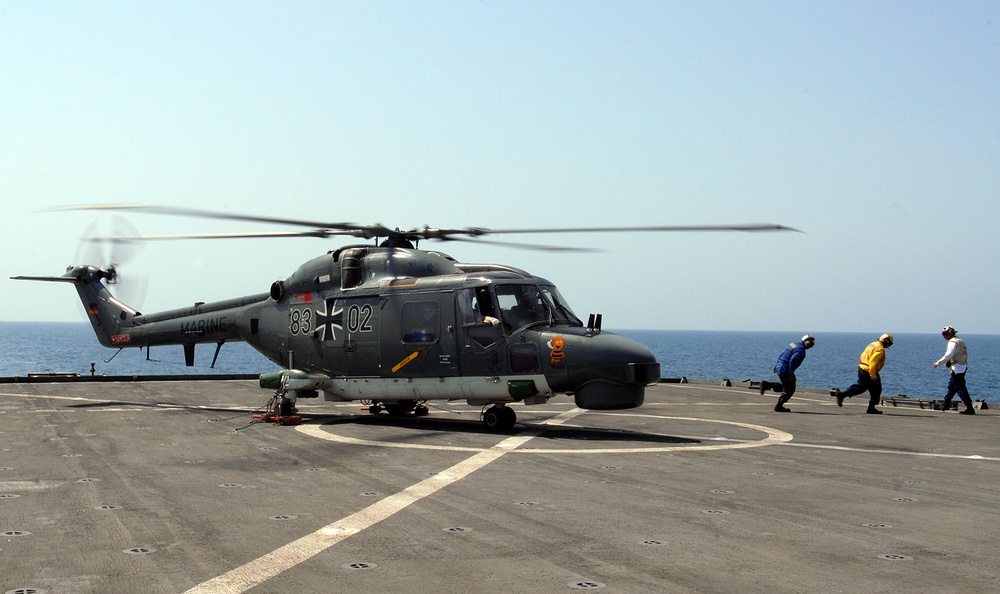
[295,412,793,454]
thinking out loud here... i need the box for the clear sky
[2,1,998,334]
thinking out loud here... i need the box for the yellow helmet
[879,333,894,347]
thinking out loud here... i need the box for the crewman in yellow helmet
[830,333,893,414]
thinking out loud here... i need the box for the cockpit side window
[457,288,497,322]
[456,288,477,326]
[455,287,501,348]
[457,287,501,347]
[341,248,365,289]
[475,287,496,319]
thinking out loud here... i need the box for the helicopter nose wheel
[482,404,517,430]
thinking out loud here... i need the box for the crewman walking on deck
[933,326,975,415]
[831,333,893,414]
[767,335,815,412]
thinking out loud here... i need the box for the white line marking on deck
[183,408,585,594]
[779,442,1000,462]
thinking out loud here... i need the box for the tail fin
[13,265,140,348]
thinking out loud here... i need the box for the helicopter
[13,205,798,429]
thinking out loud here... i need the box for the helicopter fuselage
[42,245,662,423]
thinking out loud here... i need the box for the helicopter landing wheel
[414,402,429,416]
[502,406,516,427]
[482,405,516,430]
[385,400,418,416]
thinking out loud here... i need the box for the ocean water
[0,322,281,377]
[616,329,999,403]
[1,323,995,402]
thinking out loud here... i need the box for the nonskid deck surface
[1,380,997,593]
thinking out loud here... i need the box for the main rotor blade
[434,235,602,253]
[443,223,803,236]
[49,204,383,235]
[89,230,362,241]
[50,204,802,245]
[100,230,601,251]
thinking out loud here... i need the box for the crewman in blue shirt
[768,335,815,412]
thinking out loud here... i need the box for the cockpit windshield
[540,285,582,326]
[494,283,582,331]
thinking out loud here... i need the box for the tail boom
[14,265,268,354]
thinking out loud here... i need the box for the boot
[831,388,844,407]
[774,397,791,413]
[866,407,882,415]
[960,408,976,415]
[940,399,953,411]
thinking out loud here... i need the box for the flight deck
[1,379,997,593]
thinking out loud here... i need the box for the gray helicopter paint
[16,246,660,413]
[322,374,553,403]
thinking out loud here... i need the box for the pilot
[472,298,500,327]
[831,333,893,414]
[461,288,501,328]
[507,292,544,329]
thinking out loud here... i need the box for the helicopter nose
[568,333,661,410]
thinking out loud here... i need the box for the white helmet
[801,335,815,348]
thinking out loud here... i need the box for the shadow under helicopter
[312,413,701,445]
[65,400,701,444]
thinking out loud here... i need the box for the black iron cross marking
[314,299,344,342]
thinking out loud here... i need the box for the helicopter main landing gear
[251,393,302,426]
[481,404,517,430]
[364,400,429,417]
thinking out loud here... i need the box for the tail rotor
[75,216,148,310]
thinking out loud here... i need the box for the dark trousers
[777,372,796,401]
[840,367,881,408]
[943,372,973,409]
